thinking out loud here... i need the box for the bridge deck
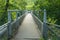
[11,13,40,40]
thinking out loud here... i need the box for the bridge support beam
[16,11,19,29]
[43,23,48,40]
[43,9,48,40]
[8,11,12,40]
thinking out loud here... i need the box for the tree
[33,0,60,25]
[0,0,27,25]
[0,0,9,25]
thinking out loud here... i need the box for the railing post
[16,11,19,29]
[19,10,21,16]
[8,11,11,22]
[43,9,48,40]
[43,9,47,22]
[16,11,19,20]
[8,11,12,40]
[38,10,40,19]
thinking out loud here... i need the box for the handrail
[33,9,60,40]
[0,23,8,34]
[46,23,60,40]
[0,11,26,40]
[47,25,58,36]
[32,13,43,38]
[32,14,43,24]
[46,22,60,29]
[0,23,8,31]
[7,10,21,12]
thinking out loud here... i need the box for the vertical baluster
[16,11,19,29]
[43,9,48,40]
[19,10,21,16]
[8,11,11,22]
[16,11,19,20]
[8,11,12,40]
[43,9,47,22]
[21,10,22,15]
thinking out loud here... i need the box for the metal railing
[33,9,60,40]
[0,10,26,40]
[0,9,60,40]
[0,23,8,40]
[46,22,60,40]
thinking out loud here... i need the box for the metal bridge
[0,9,60,40]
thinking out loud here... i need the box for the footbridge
[0,9,60,40]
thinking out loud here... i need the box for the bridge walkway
[11,13,41,40]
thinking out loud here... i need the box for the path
[11,13,40,40]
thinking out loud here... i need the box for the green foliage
[33,0,60,25]
[9,0,27,10]
[0,0,27,25]
[0,0,7,25]
[32,0,60,40]
[11,12,16,21]
[0,0,60,40]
